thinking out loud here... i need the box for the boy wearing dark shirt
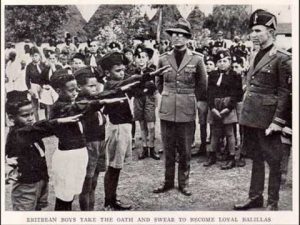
[5,90,81,211]
[49,71,128,211]
[100,52,169,210]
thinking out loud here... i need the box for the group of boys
[5,8,292,212]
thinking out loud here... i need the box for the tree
[83,5,135,39]
[203,5,251,39]
[5,5,69,42]
[187,6,206,37]
[150,5,182,40]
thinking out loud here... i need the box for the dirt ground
[4,111,292,211]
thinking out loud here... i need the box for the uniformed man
[233,9,292,211]
[153,18,207,196]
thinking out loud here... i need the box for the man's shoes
[236,157,246,167]
[153,184,174,193]
[138,147,148,160]
[203,152,216,167]
[149,147,160,160]
[105,199,132,210]
[265,203,278,211]
[158,148,163,154]
[233,196,264,210]
[178,187,192,196]
[221,158,236,170]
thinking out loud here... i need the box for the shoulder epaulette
[192,51,204,57]
[277,48,292,56]
[159,52,169,57]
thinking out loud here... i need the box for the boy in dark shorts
[133,45,160,160]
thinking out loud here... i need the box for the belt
[248,85,277,95]
[163,87,195,94]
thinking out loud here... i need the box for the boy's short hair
[6,91,31,116]
[100,52,127,71]
[74,66,100,86]
[50,69,75,90]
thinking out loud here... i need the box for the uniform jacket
[207,69,242,111]
[240,46,292,129]
[157,49,207,122]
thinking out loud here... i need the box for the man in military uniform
[153,18,207,196]
[234,9,292,211]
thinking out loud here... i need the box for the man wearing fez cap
[233,9,291,210]
[153,18,207,196]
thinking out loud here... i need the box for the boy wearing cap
[108,42,122,53]
[100,52,169,209]
[192,55,216,157]
[133,44,160,160]
[5,90,81,210]
[154,18,207,196]
[205,50,242,169]
[234,9,291,211]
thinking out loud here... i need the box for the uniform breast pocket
[259,68,275,84]
[184,68,196,84]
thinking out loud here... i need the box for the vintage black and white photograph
[1,1,298,224]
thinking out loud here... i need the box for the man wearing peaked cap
[233,9,292,211]
[165,18,192,38]
[154,18,207,196]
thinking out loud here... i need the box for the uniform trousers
[243,126,283,205]
[160,120,195,188]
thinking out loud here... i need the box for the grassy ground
[4,109,292,211]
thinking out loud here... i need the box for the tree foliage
[150,5,182,40]
[203,5,251,39]
[93,6,153,46]
[84,5,135,39]
[187,6,206,37]
[5,5,69,42]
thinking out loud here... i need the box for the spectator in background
[85,40,102,67]
[61,33,78,61]
[25,47,48,121]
